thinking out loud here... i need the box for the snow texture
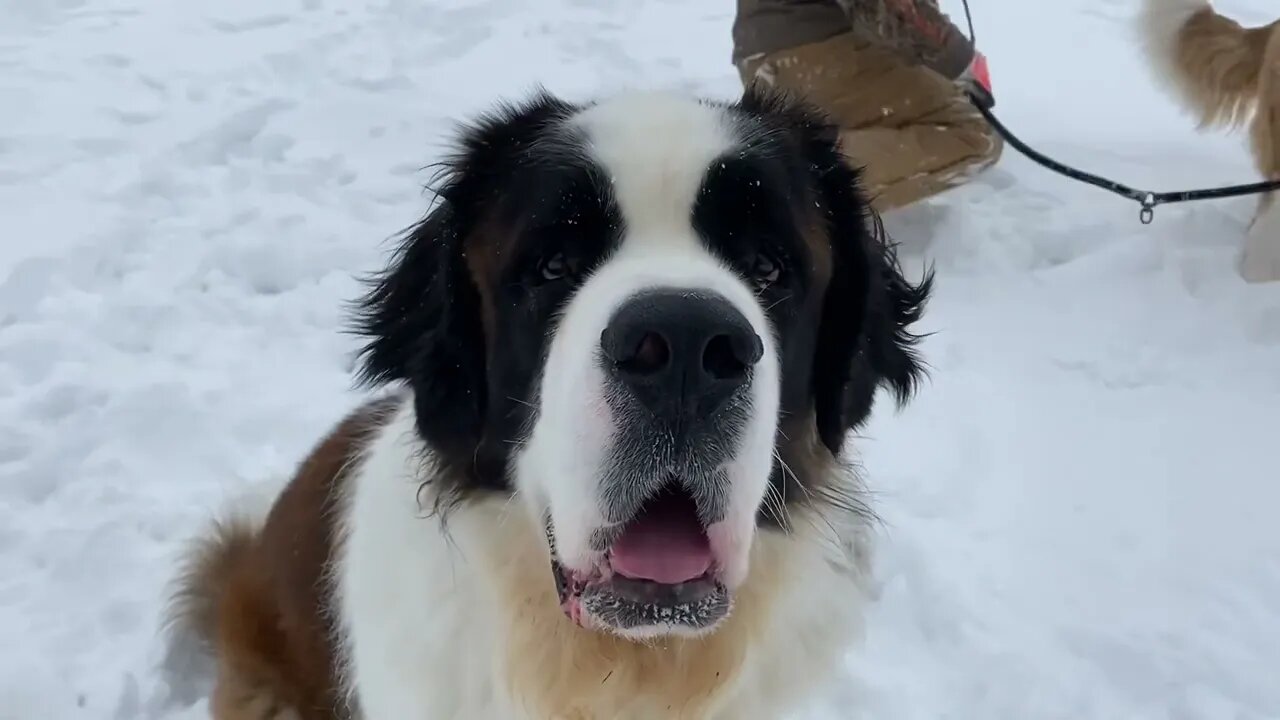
[2,0,1279,718]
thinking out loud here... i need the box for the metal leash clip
[1139,193,1156,225]
[958,0,1280,223]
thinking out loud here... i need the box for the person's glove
[957,50,994,109]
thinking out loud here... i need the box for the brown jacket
[731,0,1002,211]
[732,0,974,80]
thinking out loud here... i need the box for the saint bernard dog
[166,85,932,719]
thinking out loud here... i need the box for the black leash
[956,0,1280,224]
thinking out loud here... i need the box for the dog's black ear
[761,92,931,455]
[830,208,932,441]
[351,199,489,457]
[351,89,579,461]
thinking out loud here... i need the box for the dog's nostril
[702,333,753,381]
[618,331,670,376]
[734,330,764,367]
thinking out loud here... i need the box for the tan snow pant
[737,31,1004,212]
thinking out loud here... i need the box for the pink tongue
[610,500,713,585]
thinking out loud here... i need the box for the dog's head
[354,87,930,640]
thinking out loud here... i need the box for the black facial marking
[693,154,812,298]
[720,86,932,526]
[693,151,825,435]
[350,89,622,507]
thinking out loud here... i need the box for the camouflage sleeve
[835,0,975,80]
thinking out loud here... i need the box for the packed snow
[2,0,1278,718]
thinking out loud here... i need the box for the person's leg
[734,29,1002,211]
[731,0,851,72]
[838,99,1003,211]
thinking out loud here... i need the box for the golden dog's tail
[1139,0,1278,130]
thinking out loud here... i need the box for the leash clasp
[1139,193,1156,224]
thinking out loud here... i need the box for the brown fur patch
[167,396,401,720]
[801,215,835,294]
[461,222,506,345]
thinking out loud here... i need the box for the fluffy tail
[159,510,267,714]
[1139,0,1274,129]
[165,516,261,655]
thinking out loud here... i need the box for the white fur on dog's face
[512,93,782,634]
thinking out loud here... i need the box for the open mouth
[550,485,732,636]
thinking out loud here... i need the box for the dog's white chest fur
[333,396,873,719]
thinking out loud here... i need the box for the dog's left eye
[540,253,567,280]
[538,252,578,283]
[750,252,783,290]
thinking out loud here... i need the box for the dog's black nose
[600,289,763,423]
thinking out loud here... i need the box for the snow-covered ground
[3,0,1278,717]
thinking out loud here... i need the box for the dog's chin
[550,486,736,639]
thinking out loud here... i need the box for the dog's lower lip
[593,573,719,604]
[577,572,731,632]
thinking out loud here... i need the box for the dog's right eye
[539,253,566,280]
[750,251,783,290]
[538,252,579,284]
